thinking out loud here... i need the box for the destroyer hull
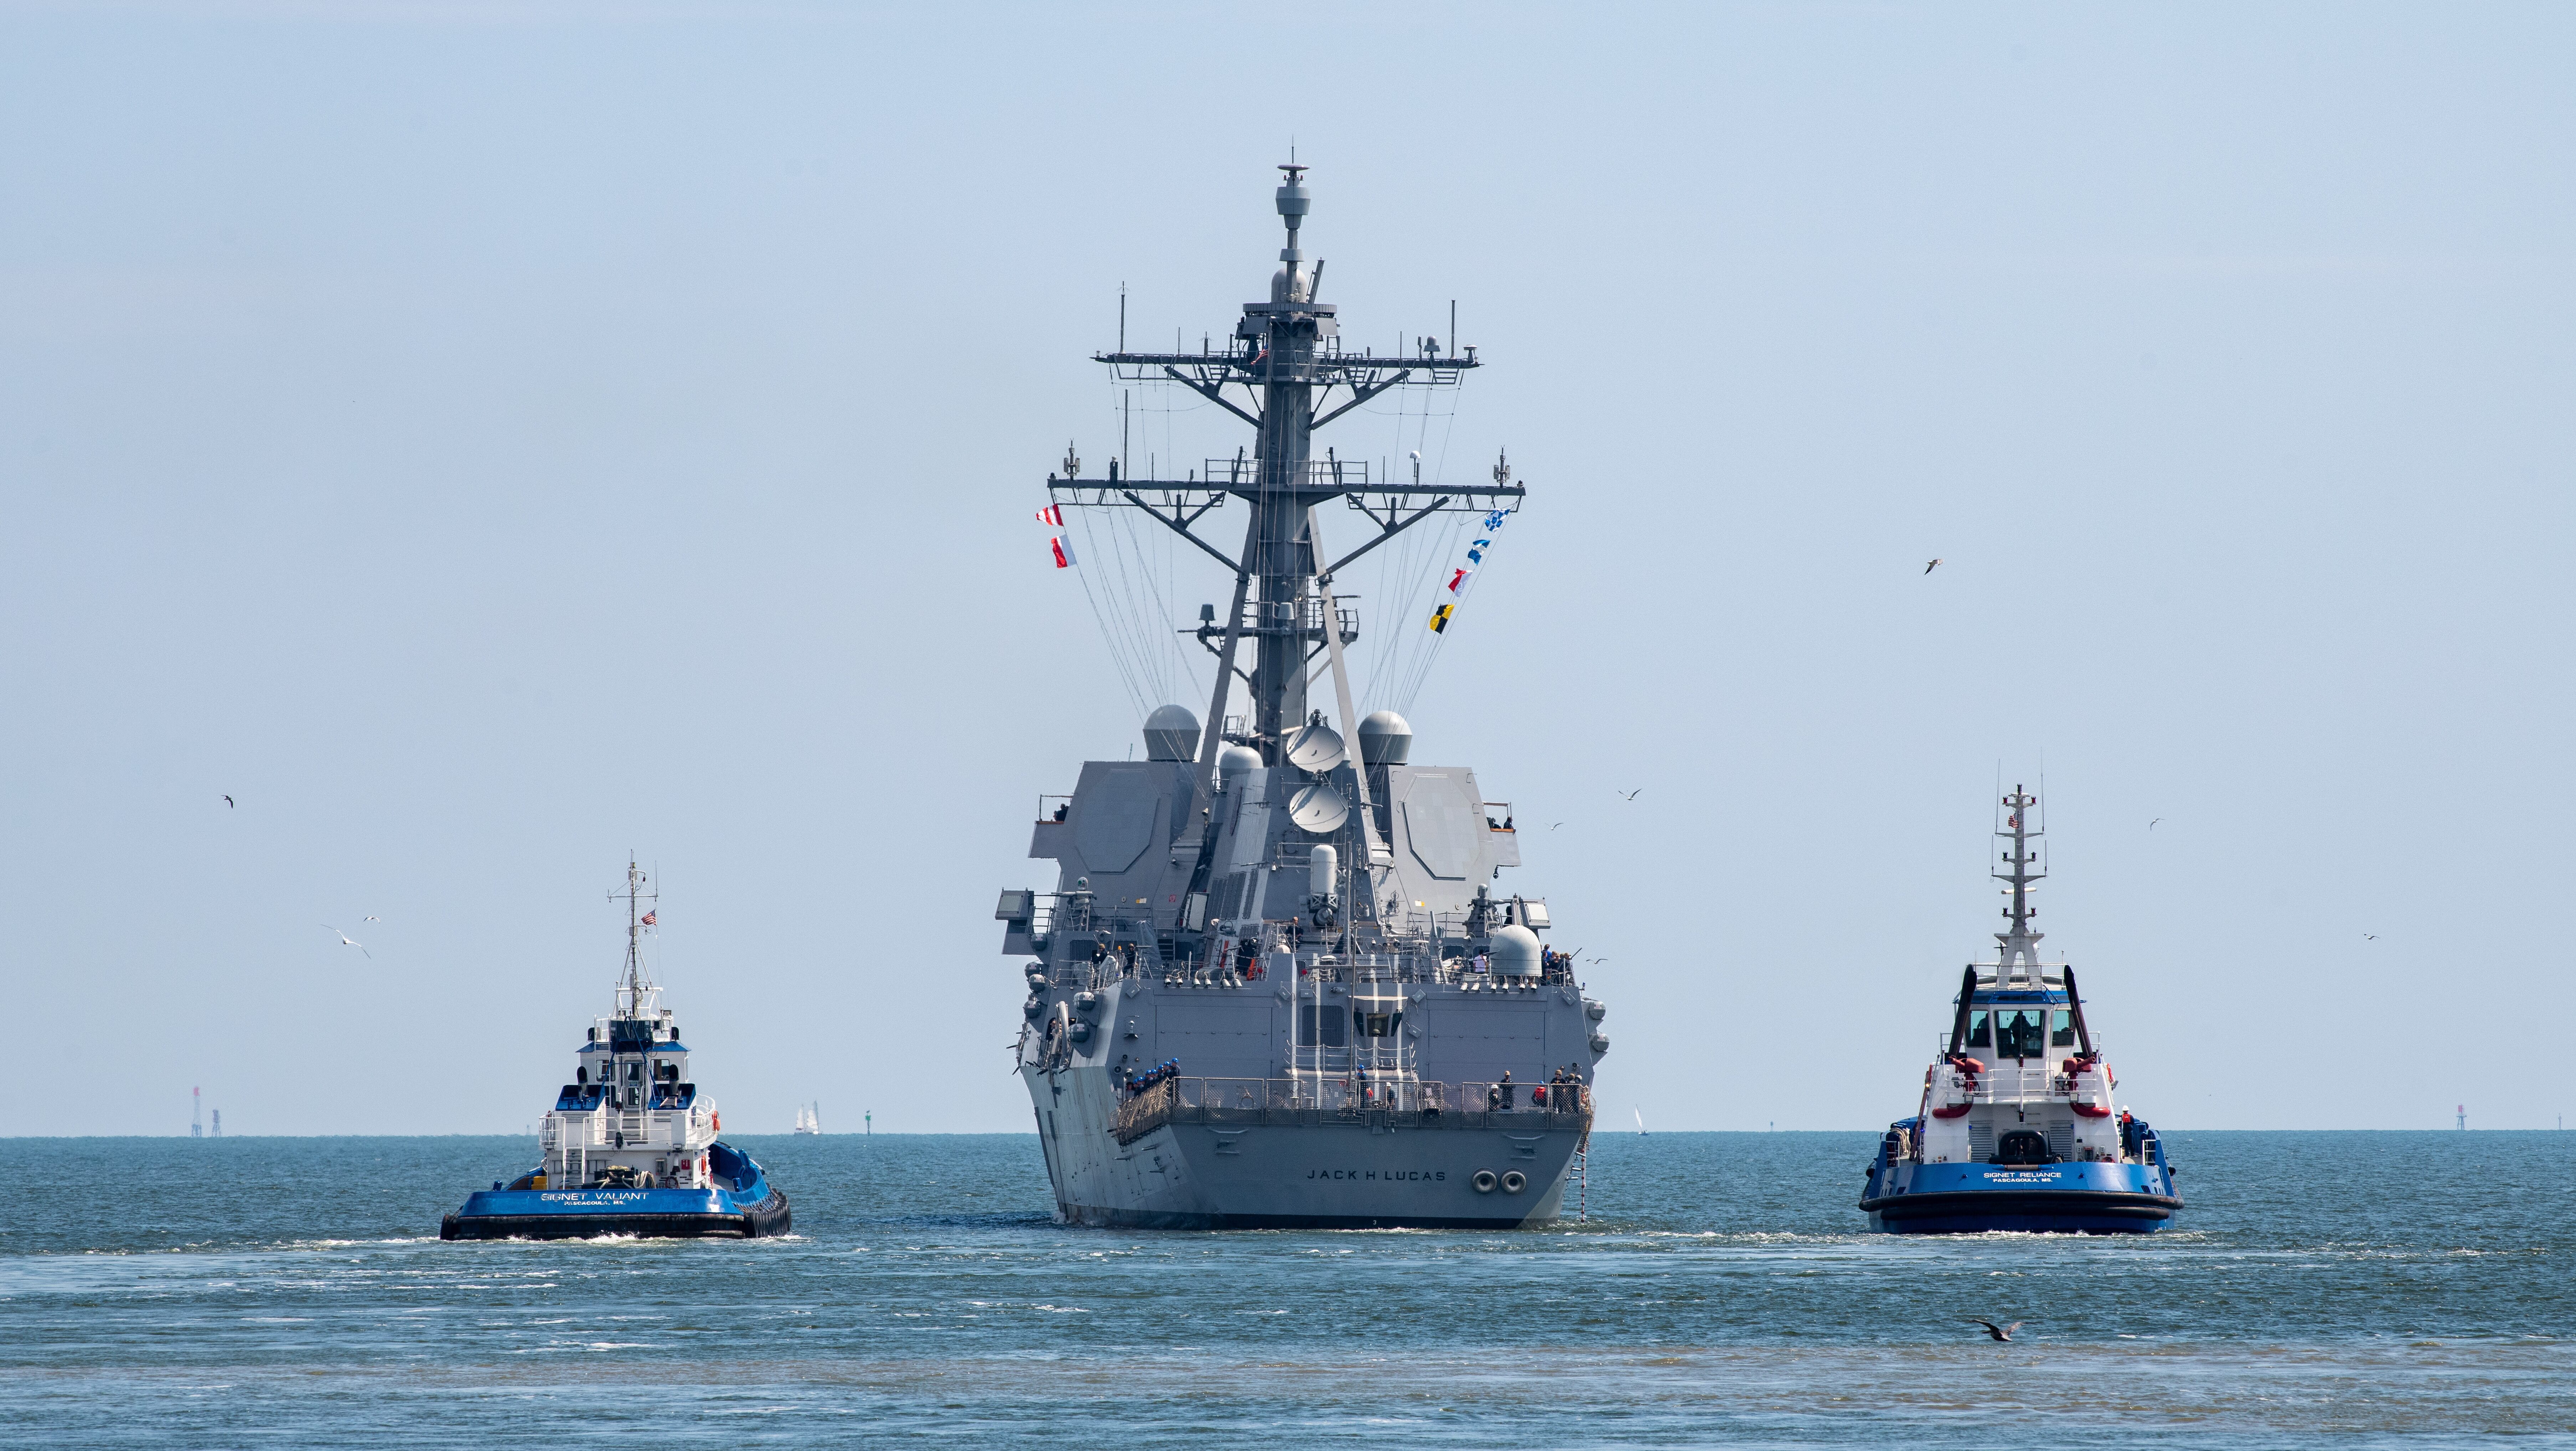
[439,1185,790,1240]
[1029,1066,1585,1229]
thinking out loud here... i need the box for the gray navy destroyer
[997,164,1607,1229]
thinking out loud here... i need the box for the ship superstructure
[1859,789,2181,1234]
[442,862,789,1240]
[998,165,1606,1229]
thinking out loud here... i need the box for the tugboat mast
[612,858,658,1019]
[1992,787,2045,982]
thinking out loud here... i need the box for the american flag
[641,911,657,926]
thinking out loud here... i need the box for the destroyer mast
[1051,162,1523,942]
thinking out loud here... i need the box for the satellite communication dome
[1217,744,1261,787]
[1490,924,1543,978]
[1287,781,1350,834]
[1284,718,1346,774]
[1143,704,1199,762]
[1358,710,1413,766]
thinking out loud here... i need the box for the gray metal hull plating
[1025,1064,1584,1229]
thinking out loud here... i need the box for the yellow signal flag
[1428,602,1455,634]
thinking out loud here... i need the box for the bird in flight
[2362,933,2378,942]
[1550,821,1565,831]
[1617,789,1642,801]
[2149,818,2162,830]
[321,924,371,960]
[363,915,380,922]
[1969,1319,2027,1343]
[222,795,234,808]
[1924,558,1943,575]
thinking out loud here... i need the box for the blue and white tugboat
[1860,789,2182,1234]
[441,862,790,1240]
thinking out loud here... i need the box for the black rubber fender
[741,1186,793,1238]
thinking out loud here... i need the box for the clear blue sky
[4,2,2568,1135]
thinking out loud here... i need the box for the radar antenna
[1047,164,1525,766]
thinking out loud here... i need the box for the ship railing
[1197,457,1371,491]
[1966,1066,2087,1104]
[1113,1076,1590,1146]
[1459,1080,1590,1115]
[1293,950,1452,985]
[1209,594,1358,643]
[535,1107,707,1153]
[1041,930,1166,989]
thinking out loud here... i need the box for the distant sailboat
[792,1102,822,1135]
[1635,1108,1647,1136]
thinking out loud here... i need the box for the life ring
[2071,1102,2113,1118]
[712,1111,721,1134]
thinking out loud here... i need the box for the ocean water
[3,1130,2570,1447]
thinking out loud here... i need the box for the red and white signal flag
[1051,535,1077,569]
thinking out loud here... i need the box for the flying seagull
[1924,558,1943,575]
[1618,789,1642,801]
[364,915,380,922]
[222,795,234,808]
[1550,821,1565,830]
[1970,1319,2027,1342]
[321,924,371,960]
[2362,933,2378,941]
[2149,818,2162,830]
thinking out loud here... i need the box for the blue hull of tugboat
[440,1159,789,1240]
[1861,1160,2180,1235]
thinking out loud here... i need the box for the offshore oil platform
[997,164,1606,1228]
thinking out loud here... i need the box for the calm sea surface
[3,1130,2570,1447]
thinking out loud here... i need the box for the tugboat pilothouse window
[1994,1010,2046,1060]
[1965,1011,1991,1047]
[2051,1010,2075,1046]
